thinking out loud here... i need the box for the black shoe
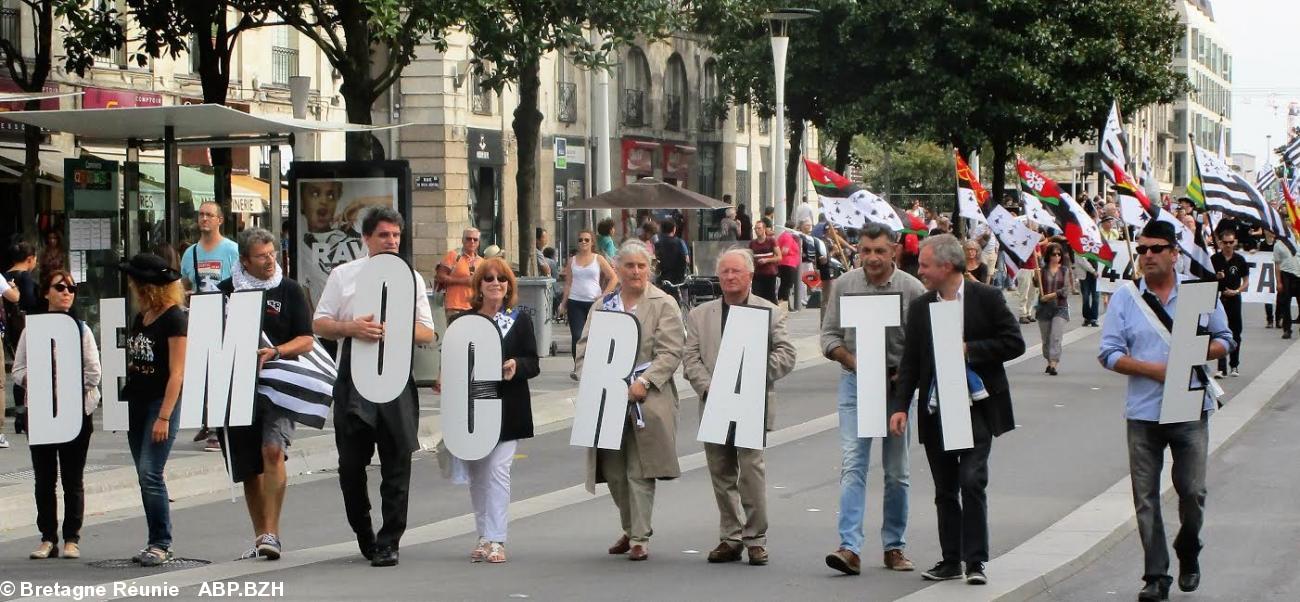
[965,562,987,585]
[1178,559,1201,592]
[1284,331,1293,340]
[13,409,26,435]
[357,534,376,561]
[1137,580,1170,601]
[1047,366,1058,376]
[370,545,399,567]
[921,560,963,581]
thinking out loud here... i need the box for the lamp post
[763,8,816,231]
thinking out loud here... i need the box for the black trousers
[1218,295,1242,371]
[1279,272,1300,333]
[335,411,413,550]
[922,410,993,565]
[31,413,93,544]
[752,274,778,304]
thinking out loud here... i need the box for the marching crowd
[0,193,1266,600]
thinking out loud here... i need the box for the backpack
[801,233,819,263]
[654,236,687,283]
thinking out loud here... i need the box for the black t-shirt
[218,277,313,346]
[123,305,188,402]
[1211,252,1250,293]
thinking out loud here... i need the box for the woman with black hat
[118,253,187,567]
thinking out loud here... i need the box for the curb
[897,338,1300,601]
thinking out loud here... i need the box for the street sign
[414,174,441,191]
[554,138,567,169]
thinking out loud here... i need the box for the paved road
[0,302,1295,601]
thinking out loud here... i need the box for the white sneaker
[1230,368,1240,377]
[1213,370,1225,379]
[0,433,10,448]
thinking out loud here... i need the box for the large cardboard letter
[99,297,129,431]
[930,301,974,451]
[570,310,641,450]
[441,314,503,460]
[697,304,771,449]
[1161,280,1219,424]
[351,253,416,403]
[840,293,902,438]
[25,314,84,445]
[179,291,265,429]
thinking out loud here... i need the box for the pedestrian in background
[453,258,539,565]
[557,230,618,380]
[748,219,782,304]
[1210,228,1248,378]
[14,270,100,559]
[118,253,187,567]
[1036,242,1074,375]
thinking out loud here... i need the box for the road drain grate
[88,558,212,570]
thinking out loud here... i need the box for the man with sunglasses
[1210,227,1248,378]
[436,228,482,324]
[1098,220,1233,602]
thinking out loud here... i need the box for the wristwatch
[271,347,282,361]
[636,376,651,389]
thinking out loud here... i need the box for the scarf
[231,260,283,291]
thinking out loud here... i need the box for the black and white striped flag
[1099,100,1129,183]
[1280,134,1300,167]
[256,334,337,429]
[1193,143,1295,251]
[1256,164,1278,193]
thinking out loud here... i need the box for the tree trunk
[20,117,39,240]
[784,120,803,222]
[834,132,853,174]
[513,56,543,276]
[990,137,1009,210]
[197,18,234,230]
[342,83,378,161]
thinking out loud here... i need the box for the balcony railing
[556,81,577,123]
[699,100,718,132]
[0,8,19,56]
[664,94,683,132]
[622,88,646,127]
[271,46,298,86]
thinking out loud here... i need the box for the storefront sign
[83,88,163,109]
[554,137,567,169]
[468,128,504,166]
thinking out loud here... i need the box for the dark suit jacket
[890,280,1026,446]
[454,310,540,442]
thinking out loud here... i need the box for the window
[619,47,651,127]
[0,5,19,57]
[93,0,128,68]
[736,104,747,133]
[470,57,495,116]
[663,54,687,132]
[700,59,719,132]
[556,53,577,123]
[270,25,297,86]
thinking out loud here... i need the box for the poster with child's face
[296,177,398,305]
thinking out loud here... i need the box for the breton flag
[803,158,928,235]
[1017,158,1114,265]
[256,334,337,429]
[1190,138,1296,251]
[1256,163,1278,193]
[1280,133,1300,167]
[1099,100,1129,184]
[956,151,1041,266]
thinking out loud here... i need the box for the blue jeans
[127,399,180,549]
[1080,272,1099,322]
[837,372,910,555]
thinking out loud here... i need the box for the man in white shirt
[313,207,435,568]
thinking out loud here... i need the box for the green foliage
[849,138,954,199]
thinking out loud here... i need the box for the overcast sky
[1220,0,1300,167]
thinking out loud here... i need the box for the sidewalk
[0,305,827,533]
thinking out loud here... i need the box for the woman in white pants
[449,257,539,563]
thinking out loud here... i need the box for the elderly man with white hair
[575,240,685,562]
[683,248,797,566]
[795,218,827,307]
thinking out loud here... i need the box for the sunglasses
[481,274,506,283]
[578,238,592,243]
[1219,240,1236,245]
[52,283,78,293]
[465,237,480,242]
[1135,243,1174,255]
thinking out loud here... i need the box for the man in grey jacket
[820,223,926,576]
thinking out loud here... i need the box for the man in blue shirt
[181,201,241,294]
[1098,220,1233,602]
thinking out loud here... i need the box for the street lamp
[763,7,817,231]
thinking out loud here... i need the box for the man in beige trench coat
[683,248,797,566]
[575,240,685,561]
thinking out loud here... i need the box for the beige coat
[683,296,797,431]
[576,285,685,492]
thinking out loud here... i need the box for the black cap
[117,253,181,285]
[1139,220,1178,245]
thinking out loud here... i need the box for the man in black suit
[888,233,1025,586]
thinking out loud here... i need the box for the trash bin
[516,276,556,356]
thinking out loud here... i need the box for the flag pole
[1111,181,1139,280]
[1189,135,1219,251]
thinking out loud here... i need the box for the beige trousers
[705,442,767,546]
[598,424,656,543]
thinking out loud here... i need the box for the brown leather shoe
[608,535,631,555]
[884,549,915,571]
[825,547,860,575]
[747,546,769,566]
[628,543,649,561]
[707,541,743,563]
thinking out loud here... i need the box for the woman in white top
[558,229,618,379]
[13,270,102,560]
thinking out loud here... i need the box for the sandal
[486,542,506,564]
[470,537,490,562]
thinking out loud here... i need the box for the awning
[231,174,290,214]
[137,163,264,211]
[0,103,402,140]
[565,178,729,210]
[0,91,82,104]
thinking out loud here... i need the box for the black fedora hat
[117,253,181,285]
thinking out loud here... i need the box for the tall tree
[459,0,675,275]
[271,0,459,160]
[842,0,1188,202]
[0,0,112,237]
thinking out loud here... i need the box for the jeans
[1080,273,1099,322]
[1127,415,1208,584]
[31,413,92,544]
[836,372,910,555]
[566,299,594,361]
[127,399,180,549]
